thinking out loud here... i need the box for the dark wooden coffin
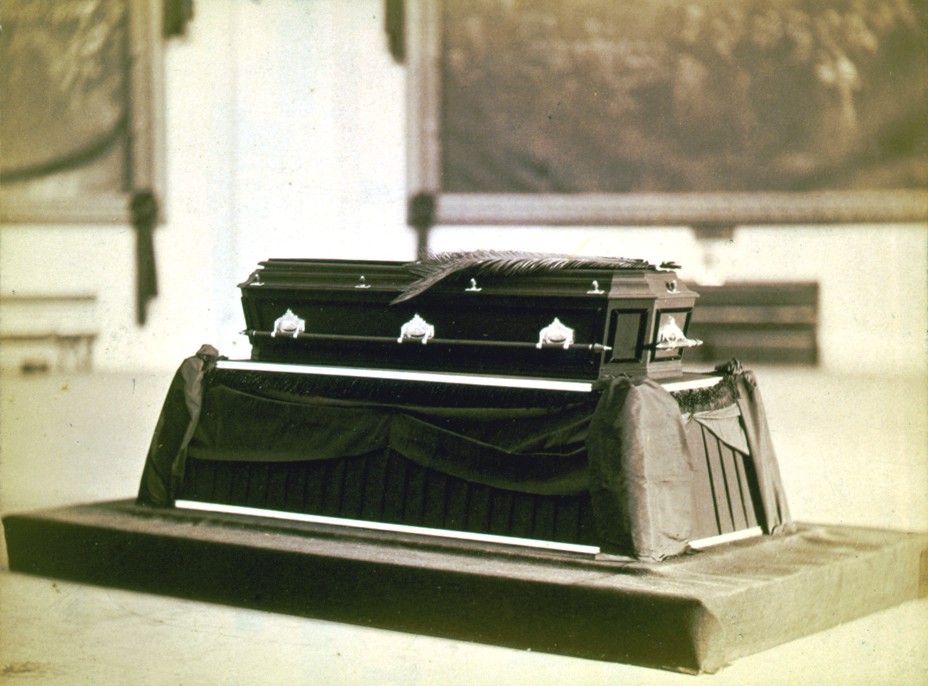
[239,256,702,380]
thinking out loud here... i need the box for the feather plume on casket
[391,250,666,304]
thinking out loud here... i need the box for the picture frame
[407,0,928,228]
[0,0,164,224]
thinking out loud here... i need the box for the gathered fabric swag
[137,348,792,560]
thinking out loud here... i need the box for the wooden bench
[686,282,819,365]
[0,332,98,372]
[0,294,98,372]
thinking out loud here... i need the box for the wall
[1,0,925,376]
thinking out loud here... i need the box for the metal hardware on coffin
[653,315,702,350]
[244,327,612,353]
[398,314,435,344]
[271,309,305,338]
[536,318,575,350]
[587,280,605,294]
[355,275,371,289]
[465,278,482,292]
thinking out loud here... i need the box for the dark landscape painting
[439,0,928,195]
[1,1,131,196]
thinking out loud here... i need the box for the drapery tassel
[131,190,159,325]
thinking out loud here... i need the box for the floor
[1,366,926,685]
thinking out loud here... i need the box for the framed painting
[0,0,164,224]
[407,0,928,227]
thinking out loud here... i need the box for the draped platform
[136,349,791,560]
[6,349,923,672]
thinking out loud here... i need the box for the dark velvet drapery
[138,349,791,560]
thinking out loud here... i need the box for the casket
[239,253,702,380]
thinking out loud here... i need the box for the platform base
[4,500,926,674]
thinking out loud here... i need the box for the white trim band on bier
[215,359,721,393]
[174,500,602,556]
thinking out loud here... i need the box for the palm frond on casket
[392,250,660,304]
